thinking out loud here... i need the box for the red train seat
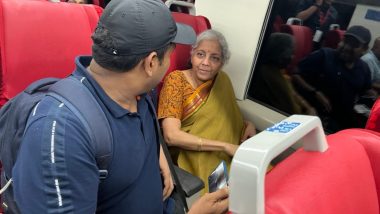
[0,0,102,107]
[323,29,345,49]
[91,0,104,7]
[366,98,380,132]
[265,129,380,214]
[0,1,101,211]
[280,24,313,73]
[230,115,380,213]
[272,15,284,33]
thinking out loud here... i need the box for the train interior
[0,0,380,213]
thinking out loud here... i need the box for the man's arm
[293,49,333,112]
[292,74,332,113]
[159,145,174,200]
[296,0,323,21]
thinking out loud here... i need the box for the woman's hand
[223,143,239,157]
[240,121,256,142]
[159,145,174,200]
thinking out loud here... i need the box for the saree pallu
[178,71,244,194]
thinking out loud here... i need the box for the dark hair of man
[91,26,172,72]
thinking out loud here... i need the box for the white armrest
[329,24,340,30]
[286,17,303,25]
[165,0,196,15]
[229,115,328,214]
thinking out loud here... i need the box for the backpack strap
[48,76,113,180]
[24,78,60,94]
[146,97,189,212]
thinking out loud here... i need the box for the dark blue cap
[345,25,371,44]
[94,0,196,56]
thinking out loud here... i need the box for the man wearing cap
[12,0,228,213]
[293,25,373,132]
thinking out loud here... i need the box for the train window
[247,0,380,133]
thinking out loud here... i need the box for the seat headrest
[265,129,380,214]
[0,0,102,107]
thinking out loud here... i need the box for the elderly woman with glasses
[158,29,256,193]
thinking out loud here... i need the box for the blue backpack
[0,76,113,213]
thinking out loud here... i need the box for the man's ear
[143,51,158,77]
[360,46,369,56]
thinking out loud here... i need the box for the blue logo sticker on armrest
[266,122,300,133]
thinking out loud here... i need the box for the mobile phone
[208,161,228,193]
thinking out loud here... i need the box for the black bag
[171,166,204,214]
[0,76,113,213]
[174,166,204,197]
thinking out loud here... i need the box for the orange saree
[158,70,245,193]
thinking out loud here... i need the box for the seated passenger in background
[361,37,380,94]
[158,29,256,193]
[251,32,316,115]
[296,0,338,49]
[293,25,374,132]
[296,0,337,34]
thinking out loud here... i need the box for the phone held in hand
[208,160,228,193]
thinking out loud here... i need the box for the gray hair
[191,29,230,64]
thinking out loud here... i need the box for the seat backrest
[272,15,284,33]
[0,0,102,107]
[91,0,105,8]
[323,29,345,49]
[0,1,101,212]
[265,129,380,214]
[280,24,313,72]
[157,12,211,93]
[366,98,380,132]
